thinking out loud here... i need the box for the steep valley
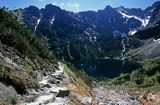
[1,1,160,105]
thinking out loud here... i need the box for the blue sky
[0,0,159,12]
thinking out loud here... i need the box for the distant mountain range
[19,1,160,60]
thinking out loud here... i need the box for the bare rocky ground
[92,83,160,105]
[92,84,141,105]
[127,38,160,61]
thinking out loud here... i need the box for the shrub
[10,96,18,105]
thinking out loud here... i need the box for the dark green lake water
[71,59,141,78]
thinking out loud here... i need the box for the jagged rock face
[150,7,160,25]
[134,2,160,40]
[126,2,160,60]
[79,6,133,36]
[23,6,41,33]
[146,1,160,27]
[23,4,149,37]
[0,83,21,103]
[124,2,160,61]
[22,3,159,60]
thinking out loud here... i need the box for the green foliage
[63,61,93,86]
[0,64,39,94]
[0,9,54,60]
[10,96,18,105]
[110,59,160,90]
[111,74,130,85]
[26,96,37,103]
[131,59,160,86]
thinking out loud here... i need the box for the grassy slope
[62,62,93,105]
[0,8,57,104]
[107,59,160,92]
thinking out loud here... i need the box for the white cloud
[68,2,80,9]
[60,2,65,6]
[52,1,57,5]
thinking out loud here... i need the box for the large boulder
[81,97,92,105]
[143,92,156,101]
[0,82,21,104]
[0,64,39,94]
[56,90,70,97]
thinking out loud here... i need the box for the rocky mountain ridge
[20,2,160,60]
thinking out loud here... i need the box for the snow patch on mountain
[143,17,151,26]
[128,30,137,35]
[153,38,160,43]
[34,18,41,34]
[51,16,55,24]
[85,30,89,35]
[118,11,150,27]
[85,30,97,42]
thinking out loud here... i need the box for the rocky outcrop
[138,92,160,105]
[0,83,21,104]
[81,97,92,105]
[0,46,39,94]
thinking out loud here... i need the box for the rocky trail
[21,63,70,105]
[16,61,157,105]
[20,61,143,105]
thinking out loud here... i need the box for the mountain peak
[24,6,40,17]
[45,4,61,10]
[152,1,160,8]
[41,4,62,19]
[116,6,125,10]
[104,5,113,10]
